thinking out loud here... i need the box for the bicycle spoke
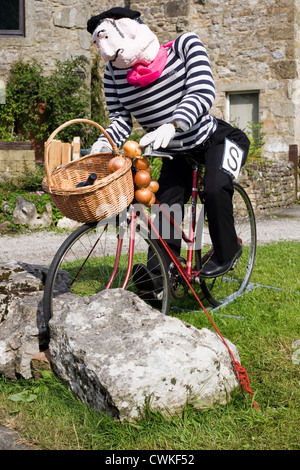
[200,182,256,306]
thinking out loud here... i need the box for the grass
[0,241,299,450]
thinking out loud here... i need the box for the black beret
[87,7,141,34]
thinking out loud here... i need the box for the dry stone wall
[0,145,35,175]
[238,162,296,213]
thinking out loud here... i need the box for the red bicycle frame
[106,165,203,290]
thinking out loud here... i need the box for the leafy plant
[90,55,109,129]
[0,60,45,141]
[0,57,102,148]
[245,121,266,162]
[42,56,92,145]
[229,120,266,162]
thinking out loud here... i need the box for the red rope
[188,283,259,409]
[145,214,259,409]
[232,360,259,409]
[159,236,259,409]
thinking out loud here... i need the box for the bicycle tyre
[199,181,257,307]
[43,218,170,333]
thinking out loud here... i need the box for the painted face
[93,18,159,69]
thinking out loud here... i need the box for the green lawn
[0,241,299,450]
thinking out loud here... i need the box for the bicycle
[43,144,257,330]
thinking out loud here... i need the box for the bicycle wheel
[199,182,256,307]
[43,216,170,332]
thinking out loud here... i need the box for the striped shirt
[96,33,217,152]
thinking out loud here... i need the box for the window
[0,0,25,37]
[227,92,259,130]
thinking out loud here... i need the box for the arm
[140,33,215,149]
[91,64,133,153]
[171,33,215,131]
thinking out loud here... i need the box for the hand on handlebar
[139,123,176,150]
[90,142,112,154]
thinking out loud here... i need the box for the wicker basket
[42,119,134,223]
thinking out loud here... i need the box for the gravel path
[0,206,299,265]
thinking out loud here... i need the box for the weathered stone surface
[0,262,48,380]
[49,289,240,422]
[56,216,81,231]
[12,196,53,229]
[237,162,295,213]
[13,197,37,225]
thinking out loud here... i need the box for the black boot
[200,242,242,278]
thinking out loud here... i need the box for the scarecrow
[87,7,250,286]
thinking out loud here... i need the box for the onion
[108,156,126,173]
[123,140,142,158]
[148,179,159,193]
[134,188,153,205]
[134,170,151,188]
[134,156,150,170]
[145,193,156,207]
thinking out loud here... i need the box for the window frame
[226,90,260,129]
[0,0,25,37]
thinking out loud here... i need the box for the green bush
[245,121,266,162]
[0,60,44,141]
[0,56,105,148]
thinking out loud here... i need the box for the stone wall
[1,0,299,165]
[121,0,300,163]
[238,161,296,213]
[0,143,35,175]
[189,0,300,163]
[0,0,92,81]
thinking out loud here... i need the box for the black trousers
[148,119,250,271]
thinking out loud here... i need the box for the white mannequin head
[91,17,160,69]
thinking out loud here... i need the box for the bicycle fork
[106,209,137,290]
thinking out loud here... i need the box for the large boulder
[0,262,48,380]
[0,262,240,421]
[49,289,240,421]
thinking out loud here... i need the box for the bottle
[76,173,97,188]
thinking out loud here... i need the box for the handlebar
[143,140,183,159]
[80,139,184,159]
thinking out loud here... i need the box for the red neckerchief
[127,41,174,88]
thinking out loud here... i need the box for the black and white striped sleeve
[93,64,133,149]
[171,33,215,130]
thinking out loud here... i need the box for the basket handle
[44,118,119,188]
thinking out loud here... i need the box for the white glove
[90,140,112,154]
[139,123,176,150]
